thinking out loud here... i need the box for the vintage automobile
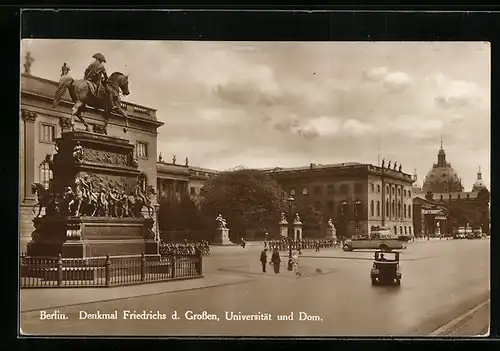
[467,228,483,239]
[370,251,402,286]
[343,227,405,252]
[453,227,466,239]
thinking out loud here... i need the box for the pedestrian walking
[292,251,301,276]
[271,248,281,274]
[260,248,268,273]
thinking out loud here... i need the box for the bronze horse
[128,185,157,218]
[53,72,130,133]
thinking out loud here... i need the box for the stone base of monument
[212,228,235,246]
[26,216,159,258]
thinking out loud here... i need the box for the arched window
[408,204,412,218]
[397,202,401,218]
[340,200,348,218]
[386,199,389,216]
[404,204,407,218]
[39,158,53,190]
[354,200,362,219]
[391,200,395,217]
[370,200,374,217]
[376,201,380,217]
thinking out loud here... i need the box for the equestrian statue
[53,53,131,133]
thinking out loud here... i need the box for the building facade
[412,143,490,237]
[266,162,415,238]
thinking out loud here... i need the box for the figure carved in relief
[62,186,76,216]
[107,188,121,217]
[73,142,84,162]
[74,177,98,216]
[95,186,109,217]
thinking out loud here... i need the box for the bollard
[57,254,63,286]
[141,253,146,282]
[105,255,111,286]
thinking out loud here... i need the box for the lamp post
[153,203,161,242]
[287,196,295,271]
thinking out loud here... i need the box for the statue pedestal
[27,217,159,258]
[293,221,303,240]
[326,227,337,240]
[25,131,159,259]
[279,221,288,238]
[213,228,233,246]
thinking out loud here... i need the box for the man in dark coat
[260,248,268,273]
[271,248,281,274]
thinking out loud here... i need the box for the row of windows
[37,123,149,159]
[370,200,412,219]
[292,183,413,198]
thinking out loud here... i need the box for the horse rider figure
[84,53,114,112]
[80,175,93,201]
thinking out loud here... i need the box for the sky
[21,40,490,189]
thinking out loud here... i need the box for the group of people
[260,247,301,276]
[159,240,211,256]
[264,238,339,253]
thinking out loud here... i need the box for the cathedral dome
[422,142,464,194]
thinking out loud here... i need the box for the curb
[20,277,256,313]
[429,299,490,336]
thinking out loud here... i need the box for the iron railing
[20,252,202,288]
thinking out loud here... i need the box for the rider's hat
[92,53,106,63]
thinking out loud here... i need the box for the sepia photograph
[19,39,490,337]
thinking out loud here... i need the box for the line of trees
[158,168,323,240]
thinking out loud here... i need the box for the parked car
[370,251,402,286]
[453,227,466,239]
[467,228,483,239]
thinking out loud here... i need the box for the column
[21,109,37,203]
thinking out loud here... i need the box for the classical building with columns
[411,142,490,237]
[265,162,415,239]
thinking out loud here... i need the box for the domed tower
[412,168,423,194]
[472,166,487,192]
[422,139,464,193]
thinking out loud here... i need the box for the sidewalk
[20,273,255,313]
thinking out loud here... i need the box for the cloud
[431,74,486,109]
[387,115,444,139]
[343,119,374,136]
[362,67,389,82]
[363,66,413,94]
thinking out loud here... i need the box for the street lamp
[287,196,295,271]
[153,203,161,242]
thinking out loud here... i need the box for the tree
[199,168,287,239]
[159,194,203,231]
[294,203,323,232]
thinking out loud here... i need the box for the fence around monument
[20,252,203,288]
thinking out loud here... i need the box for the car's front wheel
[343,244,352,252]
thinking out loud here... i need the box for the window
[290,188,296,196]
[327,184,335,194]
[392,186,395,195]
[190,187,196,196]
[385,199,389,216]
[39,160,53,189]
[137,141,148,158]
[376,201,380,217]
[404,226,407,234]
[408,189,412,197]
[385,185,389,194]
[397,202,401,218]
[409,227,412,235]
[398,188,401,196]
[400,226,403,235]
[408,205,412,218]
[340,184,349,194]
[404,204,407,218]
[391,200,395,217]
[302,187,308,195]
[377,185,381,193]
[340,200,348,217]
[370,200,374,216]
[314,186,322,195]
[370,183,375,192]
[404,190,407,197]
[39,123,55,143]
[354,200,362,219]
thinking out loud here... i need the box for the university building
[265,162,415,238]
[19,70,217,250]
[411,143,490,236]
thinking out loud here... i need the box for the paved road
[20,238,490,337]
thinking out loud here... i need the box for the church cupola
[437,138,447,167]
[472,165,487,192]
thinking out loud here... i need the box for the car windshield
[375,252,398,261]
